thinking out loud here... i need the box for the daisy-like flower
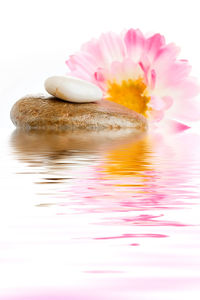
[66,29,200,127]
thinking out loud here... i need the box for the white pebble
[44,76,103,103]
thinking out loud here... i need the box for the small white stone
[44,76,103,103]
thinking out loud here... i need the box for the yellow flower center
[106,78,150,117]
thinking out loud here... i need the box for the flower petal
[162,96,173,110]
[150,96,166,111]
[98,32,126,65]
[170,98,200,122]
[162,119,190,134]
[124,29,145,63]
[145,33,165,62]
[150,109,165,122]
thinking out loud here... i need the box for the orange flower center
[106,78,150,117]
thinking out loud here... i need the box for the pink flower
[66,29,200,126]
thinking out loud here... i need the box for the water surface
[0,129,200,299]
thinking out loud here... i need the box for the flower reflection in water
[60,132,200,232]
[6,129,200,300]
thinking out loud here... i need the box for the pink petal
[163,119,190,134]
[98,32,126,65]
[81,38,104,66]
[153,43,181,84]
[162,96,173,110]
[150,69,156,89]
[94,68,105,82]
[171,98,200,122]
[145,33,165,62]
[155,42,180,62]
[174,78,200,99]
[150,96,166,111]
[94,68,108,91]
[122,58,137,77]
[160,61,192,88]
[121,58,143,81]
[124,29,145,62]
[149,96,173,117]
[66,53,98,81]
[109,61,124,83]
[150,109,165,122]
[67,69,93,82]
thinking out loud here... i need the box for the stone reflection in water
[10,129,200,231]
[11,128,144,158]
[10,128,145,182]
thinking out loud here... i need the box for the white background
[0,0,200,128]
[0,2,200,298]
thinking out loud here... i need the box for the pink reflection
[122,214,189,227]
[98,214,189,227]
[94,233,168,240]
[84,270,124,273]
[8,130,200,300]
[59,132,200,235]
[3,291,104,300]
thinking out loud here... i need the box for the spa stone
[10,95,148,131]
[45,76,103,103]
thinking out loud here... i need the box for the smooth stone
[10,95,148,131]
[45,76,103,103]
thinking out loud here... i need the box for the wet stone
[10,95,148,131]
